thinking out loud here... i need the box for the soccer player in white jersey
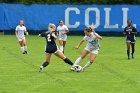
[72,26,102,71]
[57,20,69,53]
[15,20,28,54]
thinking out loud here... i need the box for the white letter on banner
[85,8,100,28]
[104,8,118,28]
[122,8,129,28]
[65,8,80,28]
[122,8,136,28]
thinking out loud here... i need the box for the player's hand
[38,34,41,37]
[26,32,29,35]
[62,32,65,35]
[75,46,79,49]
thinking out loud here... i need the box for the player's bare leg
[126,42,131,59]
[82,53,96,71]
[63,41,66,53]
[59,40,64,53]
[19,41,24,54]
[39,53,51,72]
[55,50,73,65]
[74,49,89,66]
[23,39,27,54]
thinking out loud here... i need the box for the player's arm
[64,30,69,34]
[24,27,28,35]
[15,30,18,38]
[52,32,57,39]
[62,26,69,35]
[131,27,137,34]
[15,26,18,38]
[94,32,102,40]
[75,39,85,49]
[38,32,45,37]
[123,27,126,35]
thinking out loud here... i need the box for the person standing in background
[15,20,28,54]
[57,20,69,53]
[123,19,137,60]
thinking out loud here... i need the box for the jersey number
[47,34,51,42]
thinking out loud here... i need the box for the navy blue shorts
[126,39,135,43]
[45,45,58,54]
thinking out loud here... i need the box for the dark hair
[59,20,63,23]
[127,19,132,23]
[85,28,92,32]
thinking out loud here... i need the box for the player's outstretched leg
[73,50,89,66]
[55,50,73,66]
[71,50,89,71]
[39,53,51,72]
[82,53,96,71]
[39,61,49,72]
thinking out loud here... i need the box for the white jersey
[83,33,100,51]
[16,25,27,38]
[57,25,68,41]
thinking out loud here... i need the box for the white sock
[60,46,63,52]
[20,47,24,53]
[83,61,92,70]
[74,57,82,66]
[24,46,27,51]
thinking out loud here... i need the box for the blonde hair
[48,23,56,32]
[89,24,94,30]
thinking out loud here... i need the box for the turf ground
[0,35,140,93]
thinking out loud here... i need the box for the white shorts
[18,37,25,41]
[85,47,99,54]
[58,35,67,41]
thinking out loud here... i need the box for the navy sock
[42,61,49,68]
[64,58,73,65]
[127,49,130,58]
[132,49,134,58]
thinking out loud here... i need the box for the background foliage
[0,0,140,4]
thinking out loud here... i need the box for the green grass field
[0,35,140,93]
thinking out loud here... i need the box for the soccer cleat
[70,66,75,71]
[39,66,43,73]
[22,52,26,54]
[128,57,130,60]
[25,51,28,54]
[81,67,85,72]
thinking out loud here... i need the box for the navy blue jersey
[41,31,58,53]
[124,26,137,41]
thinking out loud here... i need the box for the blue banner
[0,4,140,32]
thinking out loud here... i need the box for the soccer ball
[71,65,82,72]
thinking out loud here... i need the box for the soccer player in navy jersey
[38,23,73,72]
[123,19,137,60]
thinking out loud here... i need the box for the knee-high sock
[74,57,82,65]
[42,61,49,68]
[24,46,27,51]
[60,46,63,52]
[131,44,135,55]
[83,61,92,70]
[20,47,24,53]
[127,49,130,58]
[64,58,73,65]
